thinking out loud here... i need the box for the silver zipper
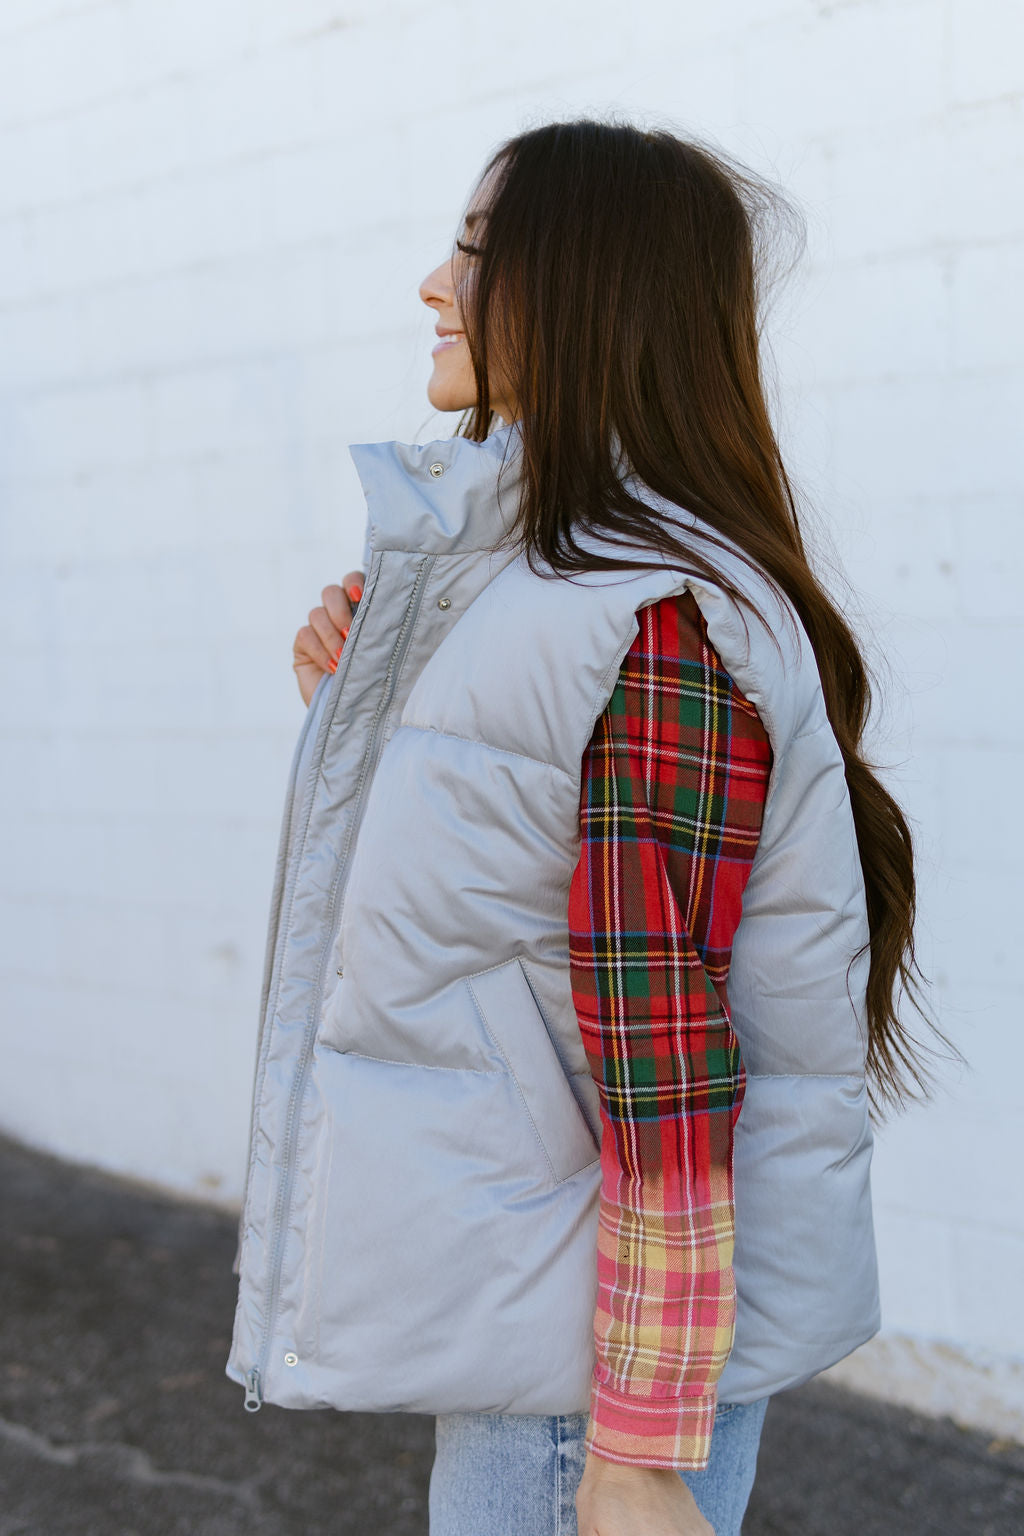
[233,674,329,1258]
[234,563,378,1270]
[244,553,436,1408]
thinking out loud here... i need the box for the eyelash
[456,239,484,257]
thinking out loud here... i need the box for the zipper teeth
[236,684,325,1218]
[251,555,436,1393]
[236,566,377,1244]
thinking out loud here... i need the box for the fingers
[309,601,346,662]
[322,574,365,648]
[323,572,365,625]
[293,620,338,676]
[295,572,367,680]
[320,586,349,638]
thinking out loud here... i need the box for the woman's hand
[575,1452,714,1536]
[292,572,365,706]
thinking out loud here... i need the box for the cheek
[429,340,478,408]
[453,346,477,390]
[438,340,475,382]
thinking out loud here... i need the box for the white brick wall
[1,0,1021,1436]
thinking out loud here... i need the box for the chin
[426,384,477,414]
[426,353,480,414]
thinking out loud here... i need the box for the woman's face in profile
[419,235,479,414]
[419,171,516,423]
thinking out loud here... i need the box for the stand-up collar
[349,424,523,555]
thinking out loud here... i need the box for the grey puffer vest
[227,426,879,1416]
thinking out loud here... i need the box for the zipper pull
[243,1367,263,1412]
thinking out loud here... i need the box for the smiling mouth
[432,332,465,355]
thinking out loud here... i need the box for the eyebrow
[464,210,486,227]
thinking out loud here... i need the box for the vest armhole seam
[571,593,675,797]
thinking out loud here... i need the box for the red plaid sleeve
[568,588,772,1470]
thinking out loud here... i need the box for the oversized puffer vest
[227,425,879,1416]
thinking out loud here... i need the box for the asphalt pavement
[0,1133,1020,1535]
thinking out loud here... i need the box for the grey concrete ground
[0,1133,1020,1536]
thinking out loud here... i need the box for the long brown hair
[453,118,948,1114]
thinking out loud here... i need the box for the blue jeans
[429,1397,770,1535]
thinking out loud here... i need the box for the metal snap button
[428,461,445,478]
[437,598,451,610]
[336,967,343,977]
[284,1352,298,1367]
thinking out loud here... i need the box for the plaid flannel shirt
[568,588,772,1470]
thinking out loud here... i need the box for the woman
[228,121,935,1536]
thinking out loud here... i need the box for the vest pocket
[466,958,600,1185]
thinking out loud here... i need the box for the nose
[419,257,455,310]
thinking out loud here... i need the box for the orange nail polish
[327,658,337,673]
[349,584,362,603]
[334,644,343,659]
[340,627,349,642]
